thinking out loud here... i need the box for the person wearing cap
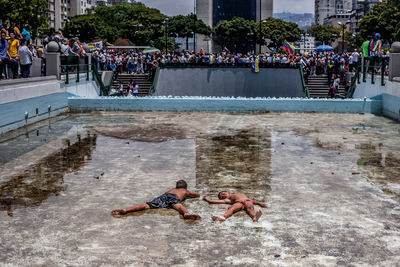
[368,33,383,70]
[369,33,382,57]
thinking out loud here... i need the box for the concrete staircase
[112,74,154,96]
[307,75,345,98]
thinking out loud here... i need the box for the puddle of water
[196,128,271,201]
[0,133,97,216]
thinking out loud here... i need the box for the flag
[251,58,260,73]
[282,40,296,54]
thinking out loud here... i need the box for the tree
[257,17,303,48]
[213,17,256,53]
[307,24,341,45]
[169,14,211,50]
[63,3,171,49]
[358,0,400,44]
[0,0,49,39]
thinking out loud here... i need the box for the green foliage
[213,17,255,53]
[307,24,341,45]
[63,3,169,48]
[0,0,49,39]
[259,17,303,48]
[358,0,400,44]
[213,17,302,52]
[169,13,211,50]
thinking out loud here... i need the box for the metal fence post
[371,57,375,84]
[76,56,80,83]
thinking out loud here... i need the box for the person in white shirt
[18,38,32,78]
[133,83,139,97]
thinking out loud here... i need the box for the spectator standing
[21,25,31,44]
[8,32,20,79]
[0,31,11,79]
[133,82,139,97]
[60,39,70,56]
[18,39,32,78]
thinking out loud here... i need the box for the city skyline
[137,0,314,16]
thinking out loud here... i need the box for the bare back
[166,188,198,201]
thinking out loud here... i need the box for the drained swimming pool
[1,112,400,266]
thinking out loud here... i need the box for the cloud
[274,0,314,13]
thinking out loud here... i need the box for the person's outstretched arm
[203,196,231,204]
[252,200,268,208]
[186,191,200,198]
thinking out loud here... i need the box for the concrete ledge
[0,77,63,104]
[0,75,58,87]
[68,96,382,114]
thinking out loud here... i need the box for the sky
[137,0,315,16]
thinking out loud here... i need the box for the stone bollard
[389,42,400,81]
[45,41,61,78]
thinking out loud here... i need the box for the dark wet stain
[356,142,400,200]
[0,134,97,216]
[90,124,186,142]
[196,128,271,200]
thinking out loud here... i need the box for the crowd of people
[0,23,390,92]
[0,23,38,79]
[0,23,90,80]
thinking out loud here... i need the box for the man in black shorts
[111,180,201,220]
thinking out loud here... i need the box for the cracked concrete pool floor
[1,112,400,266]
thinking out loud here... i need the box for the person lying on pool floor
[111,180,201,220]
[203,191,268,222]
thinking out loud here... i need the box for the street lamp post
[337,20,350,53]
[194,0,196,52]
[164,18,169,53]
[259,0,262,54]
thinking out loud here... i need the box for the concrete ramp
[154,67,306,98]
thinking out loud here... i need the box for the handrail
[299,66,310,98]
[148,67,160,96]
[345,61,361,98]
[60,55,90,84]
[362,56,389,86]
[91,61,108,96]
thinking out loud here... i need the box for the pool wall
[0,77,68,134]
[68,97,382,114]
[0,74,102,134]
[154,67,307,98]
[354,75,400,121]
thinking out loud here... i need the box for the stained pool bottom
[0,112,399,266]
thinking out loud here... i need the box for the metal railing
[148,67,160,96]
[345,62,361,99]
[362,56,389,86]
[60,56,90,84]
[299,66,310,98]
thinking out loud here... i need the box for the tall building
[47,0,109,30]
[196,0,273,53]
[315,0,353,25]
[349,0,382,33]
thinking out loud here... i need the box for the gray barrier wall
[154,67,306,98]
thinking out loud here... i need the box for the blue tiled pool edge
[68,97,383,114]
